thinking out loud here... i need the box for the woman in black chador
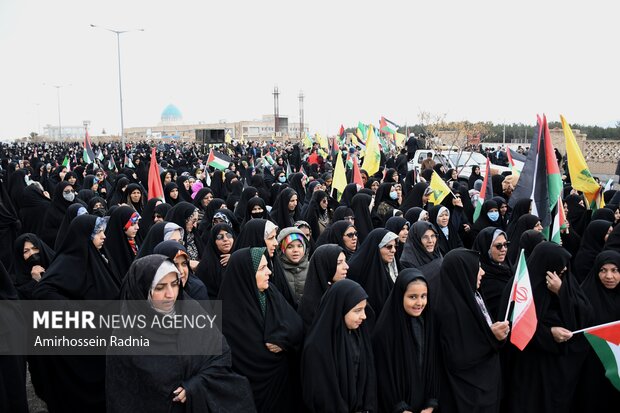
[33,215,119,413]
[106,254,256,413]
[573,251,620,413]
[301,279,377,413]
[498,242,593,413]
[372,269,439,413]
[297,244,349,332]
[218,247,303,412]
[434,248,510,413]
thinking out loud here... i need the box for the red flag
[339,124,345,140]
[352,155,363,188]
[148,147,164,200]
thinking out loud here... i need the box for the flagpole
[571,320,620,335]
[503,252,521,321]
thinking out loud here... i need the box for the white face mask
[389,191,398,200]
[63,191,75,202]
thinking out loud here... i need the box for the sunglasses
[344,231,358,238]
[216,233,234,241]
[493,242,510,250]
[383,244,397,251]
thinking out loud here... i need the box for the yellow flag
[361,125,381,176]
[428,171,451,205]
[303,133,313,149]
[394,132,406,148]
[225,133,232,143]
[316,133,329,150]
[561,115,600,203]
[332,150,348,201]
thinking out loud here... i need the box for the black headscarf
[138,197,161,239]
[165,201,204,259]
[339,183,359,207]
[429,205,463,255]
[124,182,145,214]
[298,244,346,332]
[348,228,397,315]
[591,207,615,223]
[54,203,87,251]
[434,248,503,412]
[565,194,591,236]
[518,229,545,261]
[315,221,356,259]
[506,198,532,239]
[233,219,297,307]
[192,187,213,212]
[404,207,426,224]
[152,240,209,302]
[240,197,268,228]
[233,186,258,222]
[468,166,482,189]
[12,233,56,300]
[270,187,301,230]
[225,180,244,210]
[473,227,513,319]
[332,206,354,223]
[506,214,541,266]
[108,176,130,207]
[400,221,443,282]
[372,269,439,413]
[103,205,139,281]
[164,182,181,206]
[350,193,374,245]
[573,220,613,283]
[303,190,330,242]
[218,247,303,412]
[471,199,500,237]
[400,182,429,212]
[385,216,408,266]
[40,181,78,246]
[605,222,620,251]
[18,184,51,236]
[34,214,120,300]
[195,223,234,300]
[176,175,193,202]
[301,279,377,413]
[136,221,182,259]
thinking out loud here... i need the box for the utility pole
[298,90,304,140]
[273,86,280,139]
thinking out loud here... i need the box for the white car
[408,150,511,182]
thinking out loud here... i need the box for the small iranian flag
[207,149,231,171]
[508,249,537,350]
[579,320,620,391]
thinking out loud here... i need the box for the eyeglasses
[216,233,234,241]
[383,244,397,251]
[344,231,358,238]
[493,242,510,250]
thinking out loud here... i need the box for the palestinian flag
[96,148,104,161]
[264,154,275,165]
[507,148,525,176]
[509,116,552,230]
[338,124,345,144]
[380,116,399,135]
[473,156,493,222]
[83,129,95,164]
[62,156,71,171]
[108,155,116,171]
[508,249,537,350]
[581,320,620,391]
[207,149,231,170]
[124,155,134,168]
[543,117,563,225]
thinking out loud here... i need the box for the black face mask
[251,211,264,219]
[25,253,41,269]
[93,208,107,217]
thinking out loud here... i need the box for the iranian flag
[578,320,620,391]
[207,149,232,170]
[508,249,537,350]
[473,156,493,222]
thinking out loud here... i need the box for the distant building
[43,124,85,140]
[123,104,309,142]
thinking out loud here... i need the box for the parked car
[408,149,511,182]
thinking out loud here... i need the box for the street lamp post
[44,83,71,140]
[90,24,144,148]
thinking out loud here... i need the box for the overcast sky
[1,0,618,140]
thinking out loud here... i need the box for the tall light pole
[90,24,144,148]
[44,83,71,140]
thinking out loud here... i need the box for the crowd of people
[0,137,619,412]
